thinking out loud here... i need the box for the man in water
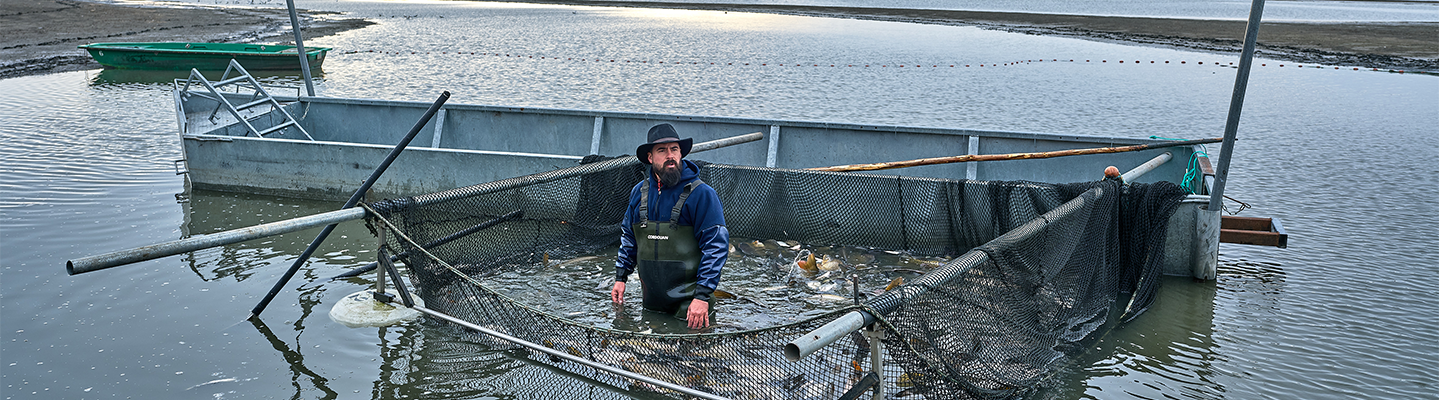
[611,123,729,329]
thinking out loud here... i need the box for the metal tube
[693,131,765,152]
[67,207,365,275]
[68,130,756,276]
[866,327,885,400]
[284,0,315,96]
[375,225,387,294]
[249,91,451,319]
[1208,0,1266,211]
[406,304,734,400]
[1120,152,1173,183]
[380,249,415,307]
[785,310,873,361]
[413,132,764,207]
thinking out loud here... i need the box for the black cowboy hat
[635,123,693,164]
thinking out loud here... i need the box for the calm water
[2,1,1437,399]
[200,0,1440,22]
[606,0,1440,22]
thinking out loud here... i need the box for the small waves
[0,71,185,211]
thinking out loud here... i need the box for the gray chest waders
[633,179,704,314]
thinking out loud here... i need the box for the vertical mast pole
[285,0,316,96]
[1208,0,1266,210]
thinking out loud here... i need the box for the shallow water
[482,240,946,334]
[2,1,1437,399]
[193,0,1440,22]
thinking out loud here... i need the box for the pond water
[2,1,1436,399]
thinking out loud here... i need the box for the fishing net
[362,155,1186,399]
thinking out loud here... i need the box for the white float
[329,290,425,328]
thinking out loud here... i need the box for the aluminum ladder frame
[179,59,313,140]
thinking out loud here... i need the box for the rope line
[332,49,1422,73]
[1149,135,1210,195]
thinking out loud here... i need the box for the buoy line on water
[332,49,1425,74]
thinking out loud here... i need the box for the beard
[656,160,682,188]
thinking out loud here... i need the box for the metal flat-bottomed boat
[173,82,1231,279]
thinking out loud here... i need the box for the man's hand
[611,281,626,304]
[686,299,710,329]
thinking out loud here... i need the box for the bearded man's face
[648,142,683,187]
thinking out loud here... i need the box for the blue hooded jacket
[615,159,729,301]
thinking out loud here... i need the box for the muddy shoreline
[512,0,1439,73]
[0,0,372,79]
[2,0,1434,79]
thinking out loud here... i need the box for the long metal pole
[284,0,315,96]
[1208,0,1266,211]
[65,131,762,276]
[811,138,1220,173]
[67,208,364,275]
[412,132,764,207]
[248,91,450,320]
[1120,152,1173,183]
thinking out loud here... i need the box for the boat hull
[80,42,329,71]
[173,91,1217,278]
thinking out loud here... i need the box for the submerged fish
[734,240,770,257]
[884,277,905,292]
[811,294,850,303]
[796,252,817,273]
[595,277,615,291]
[554,255,601,268]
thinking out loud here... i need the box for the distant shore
[0,0,372,79]
[2,0,1434,79]
[508,0,1439,73]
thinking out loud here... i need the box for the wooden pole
[809,138,1223,173]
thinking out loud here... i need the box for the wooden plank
[1221,215,1272,231]
[810,138,1223,172]
[1220,229,1284,247]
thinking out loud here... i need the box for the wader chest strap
[636,178,705,228]
[669,180,702,228]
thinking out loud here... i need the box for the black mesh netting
[362,155,1186,399]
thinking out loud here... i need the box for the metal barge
[171,75,1234,280]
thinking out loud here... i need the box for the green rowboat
[78,42,331,71]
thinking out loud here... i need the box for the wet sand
[520,0,1439,73]
[0,0,372,79]
[2,0,1434,79]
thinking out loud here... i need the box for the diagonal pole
[247,91,450,321]
[1208,0,1266,211]
[284,0,316,96]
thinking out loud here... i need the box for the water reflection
[178,188,373,282]
[248,318,340,399]
[90,68,317,97]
